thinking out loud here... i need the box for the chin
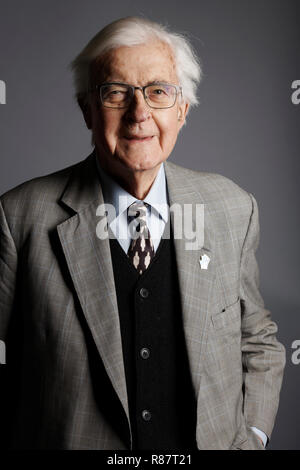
[119,153,163,173]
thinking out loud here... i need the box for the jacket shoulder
[1,162,77,204]
[165,161,252,205]
[0,157,89,220]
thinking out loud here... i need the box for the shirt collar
[95,151,169,222]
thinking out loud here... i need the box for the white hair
[70,16,202,108]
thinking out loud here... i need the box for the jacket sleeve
[240,193,286,439]
[0,199,18,447]
[0,199,18,339]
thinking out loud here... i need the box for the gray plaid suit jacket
[0,150,285,450]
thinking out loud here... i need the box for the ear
[77,94,93,129]
[177,101,190,130]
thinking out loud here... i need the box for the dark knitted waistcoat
[109,228,198,451]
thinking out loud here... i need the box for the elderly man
[0,17,285,450]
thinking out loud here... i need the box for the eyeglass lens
[100,83,177,108]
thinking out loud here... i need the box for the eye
[152,87,167,95]
[101,85,130,102]
[104,89,126,98]
[147,84,175,99]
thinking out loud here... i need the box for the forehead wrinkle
[91,41,178,86]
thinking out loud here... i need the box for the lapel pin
[199,253,210,270]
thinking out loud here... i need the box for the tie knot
[128,201,149,221]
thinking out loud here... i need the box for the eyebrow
[104,78,172,85]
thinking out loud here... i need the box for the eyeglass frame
[90,81,183,109]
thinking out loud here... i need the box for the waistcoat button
[142,409,152,421]
[139,287,149,298]
[140,348,150,359]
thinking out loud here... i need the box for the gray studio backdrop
[0,0,299,450]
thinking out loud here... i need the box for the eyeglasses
[92,82,182,109]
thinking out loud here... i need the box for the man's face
[82,41,189,178]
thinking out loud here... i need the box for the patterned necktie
[127,201,155,274]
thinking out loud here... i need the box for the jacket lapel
[164,161,217,394]
[56,152,130,431]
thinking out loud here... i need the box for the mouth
[124,135,154,142]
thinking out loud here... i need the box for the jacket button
[140,348,150,359]
[139,287,149,298]
[142,409,151,421]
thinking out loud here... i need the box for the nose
[124,88,151,123]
